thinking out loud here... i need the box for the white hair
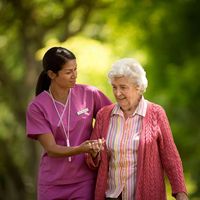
[108,58,148,93]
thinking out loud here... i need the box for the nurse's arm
[37,133,93,157]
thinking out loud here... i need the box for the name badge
[77,108,89,115]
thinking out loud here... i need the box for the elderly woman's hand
[176,192,189,200]
[89,138,105,158]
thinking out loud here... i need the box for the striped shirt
[105,97,147,200]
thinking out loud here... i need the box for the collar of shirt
[111,96,148,118]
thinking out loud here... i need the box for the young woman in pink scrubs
[26,47,111,200]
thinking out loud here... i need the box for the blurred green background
[0,0,199,199]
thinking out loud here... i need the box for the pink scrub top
[26,84,111,186]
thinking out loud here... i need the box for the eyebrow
[62,67,77,72]
[112,84,128,87]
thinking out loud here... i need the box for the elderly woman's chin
[118,103,130,112]
[117,100,126,107]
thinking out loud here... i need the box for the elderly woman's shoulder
[97,104,115,115]
[147,101,167,114]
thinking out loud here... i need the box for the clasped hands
[80,138,105,158]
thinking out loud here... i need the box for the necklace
[49,88,72,162]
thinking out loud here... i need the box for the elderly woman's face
[111,76,141,113]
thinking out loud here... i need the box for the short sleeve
[26,103,52,140]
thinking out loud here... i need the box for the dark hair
[35,47,76,96]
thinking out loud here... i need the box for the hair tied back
[56,48,71,56]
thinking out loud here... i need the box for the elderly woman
[86,58,188,200]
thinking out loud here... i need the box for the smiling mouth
[117,97,126,101]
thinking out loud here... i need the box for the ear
[47,70,56,80]
[135,85,140,90]
[135,85,142,94]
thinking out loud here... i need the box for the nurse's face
[52,59,77,89]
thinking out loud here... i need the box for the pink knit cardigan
[86,102,187,200]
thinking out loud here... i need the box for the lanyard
[49,88,72,162]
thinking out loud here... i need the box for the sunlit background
[0,0,200,199]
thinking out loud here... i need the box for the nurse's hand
[89,138,105,158]
[78,140,94,153]
[79,138,105,157]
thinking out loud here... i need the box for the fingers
[89,138,105,145]
[88,141,92,148]
[86,140,99,151]
[98,138,105,151]
[88,138,105,152]
[90,141,100,152]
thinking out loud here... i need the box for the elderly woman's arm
[85,111,103,169]
[157,106,188,198]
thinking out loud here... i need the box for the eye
[112,85,116,90]
[121,86,127,90]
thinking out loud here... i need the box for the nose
[115,88,122,97]
[72,70,77,78]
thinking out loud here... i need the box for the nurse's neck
[49,85,70,105]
